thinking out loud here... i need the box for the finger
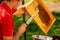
[23,23,27,27]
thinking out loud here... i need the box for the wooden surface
[25,0,56,34]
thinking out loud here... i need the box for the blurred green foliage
[13,11,60,40]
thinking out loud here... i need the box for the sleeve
[1,9,14,36]
[12,9,17,14]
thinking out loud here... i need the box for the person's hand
[13,23,27,39]
[13,4,26,16]
[17,23,27,35]
[13,8,26,16]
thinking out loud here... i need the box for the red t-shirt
[0,2,16,40]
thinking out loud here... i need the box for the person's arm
[13,23,27,40]
[3,23,27,40]
[1,9,27,40]
[13,0,34,16]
